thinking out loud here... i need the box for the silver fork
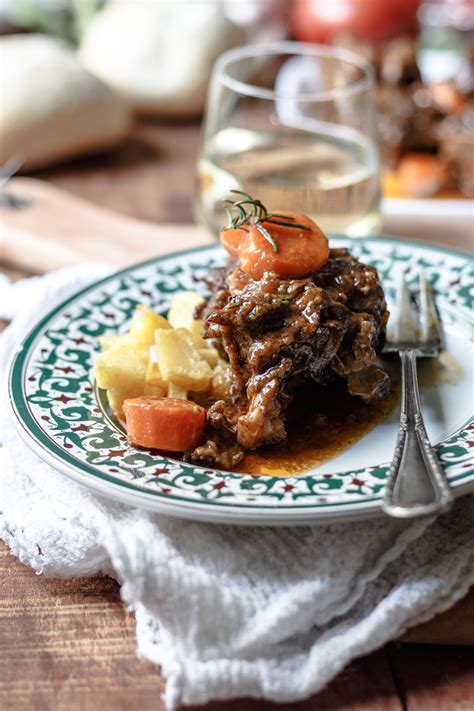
[382,271,453,518]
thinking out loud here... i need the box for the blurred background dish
[0,0,472,201]
[288,0,473,199]
[288,0,420,44]
[0,33,130,170]
[77,0,245,118]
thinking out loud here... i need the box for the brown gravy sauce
[240,382,399,476]
[240,351,463,477]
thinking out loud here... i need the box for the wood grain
[0,177,211,273]
[387,643,474,710]
[37,120,201,225]
[2,538,472,710]
[400,590,474,646]
[0,542,164,711]
[0,541,404,711]
[1,120,473,710]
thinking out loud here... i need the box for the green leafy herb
[221,190,310,254]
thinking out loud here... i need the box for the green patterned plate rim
[7,236,474,525]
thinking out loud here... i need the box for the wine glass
[195,41,382,238]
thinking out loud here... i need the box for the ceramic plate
[7,237,474,525]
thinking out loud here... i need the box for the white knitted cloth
[1,266,473,709]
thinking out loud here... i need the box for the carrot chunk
[219,227,248,256]
[123,396,206,452]
[220,211,329,279]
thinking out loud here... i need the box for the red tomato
[289,0,420,44]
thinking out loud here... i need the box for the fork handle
[382,349,453,518]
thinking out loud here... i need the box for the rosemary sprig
[221,190,309,253]
[256,224,279,253]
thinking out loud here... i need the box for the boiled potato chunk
[188,319,207,349]
[98,333,136,351]
[144,359,167,396]
[129,304,170,344]
[168,291,204,328]
[167,382,188,399]
[168,291,207,346]
[199,347,219,368]
[154,327,212,391]
[106,388,140,418]
[95,344,149,391]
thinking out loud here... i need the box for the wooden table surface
[1,120,473,711]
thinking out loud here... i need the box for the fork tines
[385,270,442,355]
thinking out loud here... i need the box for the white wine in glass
[196,42,382,237]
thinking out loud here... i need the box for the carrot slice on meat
[219,227,247,256]
[239,212,329,279]
[220,211,329,279]
[123,396,206,452]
